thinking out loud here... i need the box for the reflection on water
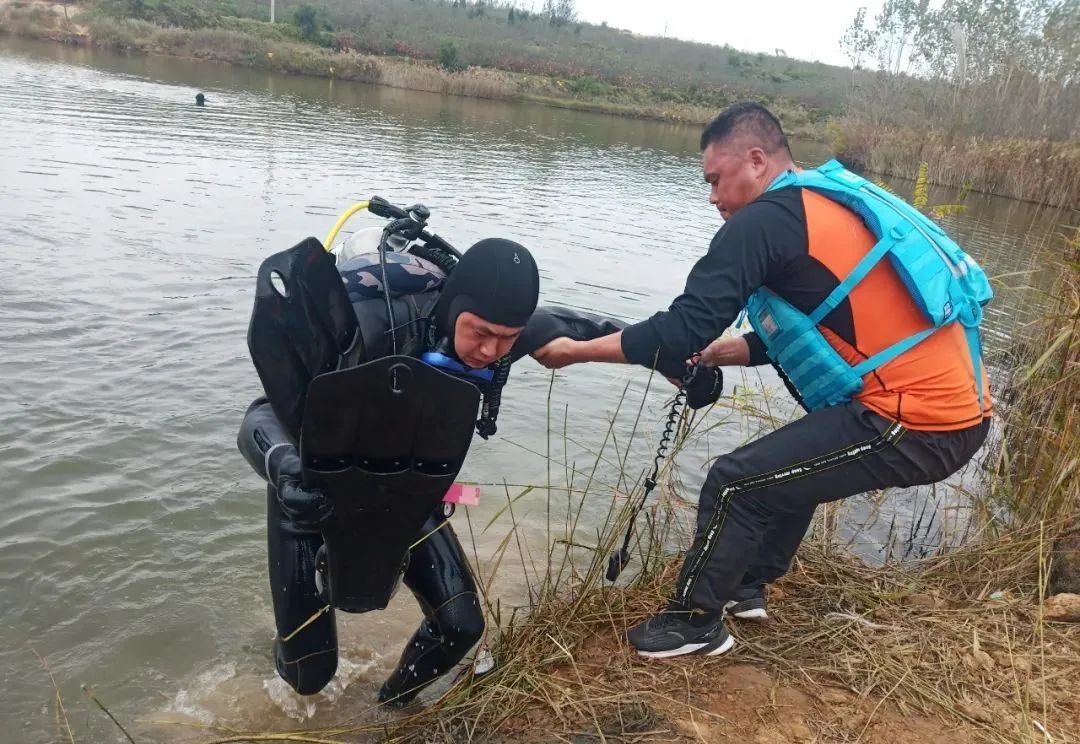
[0,35,1072,742]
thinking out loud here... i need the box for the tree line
[841,0,1078,141]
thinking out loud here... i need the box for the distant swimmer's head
[195,93,206,106]
[434,238,539,368]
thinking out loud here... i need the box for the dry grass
[375,59,519,100]
[169,505,1077,743]
[988,227,1080,528]
[832,119,1080,209]
[0,0,87,42]
[1,1,833,133]
[406,534,1078,743]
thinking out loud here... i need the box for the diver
[237,208,623,706]
[195,92,206,106]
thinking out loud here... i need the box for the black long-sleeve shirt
[620,192,805,378]
[618,186,991,430]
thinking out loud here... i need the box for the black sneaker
[626,603,734,659]
[724,584,768,620]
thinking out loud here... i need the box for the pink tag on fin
[443,483,480,506]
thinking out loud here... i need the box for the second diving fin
[300,355,481,613]
[247,238,360,441]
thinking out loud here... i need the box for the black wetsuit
[238,274,620,702]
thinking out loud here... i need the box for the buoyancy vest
[744,160,993,412]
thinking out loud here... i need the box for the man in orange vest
[532,102,991,659]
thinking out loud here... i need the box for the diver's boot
[378,679,419,709]
[379,592,485,707]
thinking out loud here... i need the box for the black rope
[772,359,808,412]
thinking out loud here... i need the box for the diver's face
[454,312,524,368]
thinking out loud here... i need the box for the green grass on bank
[4,0,1078,204]
[89,0,852,113]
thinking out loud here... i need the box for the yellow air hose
[323,200,371,252]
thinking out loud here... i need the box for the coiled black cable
[772,360,808,412]
[606,360,698,581]
[650,386,687,484]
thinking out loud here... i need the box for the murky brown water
[0,36,1070,742]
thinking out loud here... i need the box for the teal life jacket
[742,160,992,412]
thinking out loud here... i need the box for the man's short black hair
[700,101,792,156]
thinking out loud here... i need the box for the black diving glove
[685,366,723,410]
[266,444,333,529]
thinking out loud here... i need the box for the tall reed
[988,226,1079,530]
[833,119,1080,208]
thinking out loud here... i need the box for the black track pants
[675,401,989,610]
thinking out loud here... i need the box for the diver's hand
[531,337,582,369]
[695,335,750,368]
[533,331,628,368]
[267,444,333,528]
[276,478,333,528]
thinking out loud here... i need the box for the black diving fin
[301,356,481,613]
[247,238,360,442]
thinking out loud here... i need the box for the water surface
[0,36,1068,742]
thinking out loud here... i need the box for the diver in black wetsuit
[238,233,622,706]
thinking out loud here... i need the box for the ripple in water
[0,36,1070,744]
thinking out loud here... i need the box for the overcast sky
[561,0,887,67]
